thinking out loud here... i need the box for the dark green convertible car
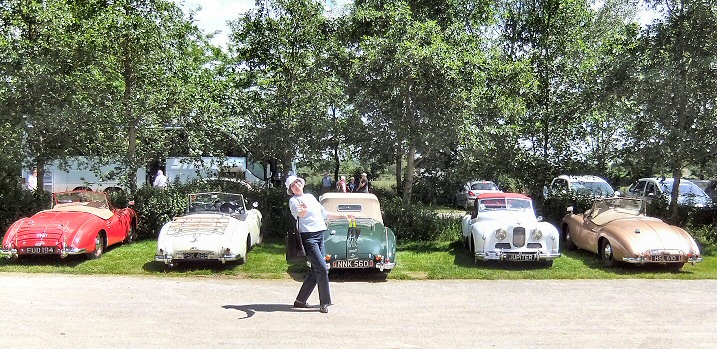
[319,193,397,273]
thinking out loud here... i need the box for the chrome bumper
[0,246,86,259]
[155,253,242,264]
[60,247,87,258]
[324,261,396,271]
[476,250,562,262]
[0,248,17,258]
[623,255,703,265]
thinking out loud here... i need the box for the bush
[380,197,459,242]
[540,192,594,225]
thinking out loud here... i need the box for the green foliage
[380,196,460,242]
[540,192,595,225]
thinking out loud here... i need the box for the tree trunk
[401,144,416,208]
[670,167,681,222]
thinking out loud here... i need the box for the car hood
[605,218,696,252]
[477,211,538,227]
[324,219,389,259]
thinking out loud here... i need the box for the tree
[348,1,480,206]
[227,0,343,177]
[629,0,717,219]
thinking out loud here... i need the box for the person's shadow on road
[222,304,316,319]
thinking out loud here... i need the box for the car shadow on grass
[0,253,89,267]
[141,260,243,274]
[562,249,696,275]
[222,303,319,319]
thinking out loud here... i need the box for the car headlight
[531,229,543,240]
[495,228,507,241]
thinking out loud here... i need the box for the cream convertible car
[155,192,262,268]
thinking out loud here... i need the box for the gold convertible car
[561,197,702,270]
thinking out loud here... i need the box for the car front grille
[495,243,511,249]
[513,227,526,247]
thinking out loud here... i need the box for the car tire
[126,223,137,243]
[600,239,616,268]
[469,235,475,254]
[563,227,577,251]
[89,233,105,260]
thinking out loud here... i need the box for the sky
[172,0,660,49]
[172,0,351,48]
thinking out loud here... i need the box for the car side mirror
[614,191,621,197]
[566,206,573,213]
[537,216,544,222]
[252,201,259,208]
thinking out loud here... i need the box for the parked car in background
[626,177,710,207]
[561,197,702,270]
[690,179,717,202]
[460,193,561,266]
[155,192,262,268]
[319,193,397,273]
[1,190,137,260]
[544,175,617,198]
[455,180,502,209]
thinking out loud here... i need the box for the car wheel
[89,233,105,260]
[600,240,615,268]
[469,235,475,254]
[563,227,577,251]
[126,223,137,243]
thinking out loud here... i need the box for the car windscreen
[661,181,707,197]
[572,182,614,196]
[471,182,498,191]
[55,191,108,206]
[478,198,532,211]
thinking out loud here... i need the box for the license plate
[332,259,374,268]
[182,252,209,259]
[25,246,56,254]
[650,254,681,262]
[504,252,537,261]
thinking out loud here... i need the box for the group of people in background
[321,172,370,194]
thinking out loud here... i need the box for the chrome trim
[475,250,561,262]
[623,255,703,265]
[0,248,17,258]
[60,246,87,258]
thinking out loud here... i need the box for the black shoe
[319,305,329,313]
[293,300,312,309]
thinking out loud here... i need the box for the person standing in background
[153,169,168,188]
[336,176,347,193]
[26,169,38,191]
[321,172,332,194]
[348,177,357,192]
[357,172,370,193]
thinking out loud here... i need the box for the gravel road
[1,273,716,349]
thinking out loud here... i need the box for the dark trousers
[295,230,332,306]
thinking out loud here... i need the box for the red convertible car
[0,190,137,260]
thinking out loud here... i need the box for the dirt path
[1,273,716,348]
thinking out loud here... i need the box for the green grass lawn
[1,238,715,280]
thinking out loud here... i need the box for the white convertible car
[461,193,561,266]
[155,192,262,268]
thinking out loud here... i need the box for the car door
[628,180,647,199]
[578,213,602,253]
